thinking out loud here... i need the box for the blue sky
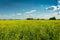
[0,0,60,19]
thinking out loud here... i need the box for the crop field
[0,20,60,40]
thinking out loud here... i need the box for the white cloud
[0,8,60,19]
[58,0,60,3]
[0,12,60,19]
[57,5,60,10]
[48,12,60,19]
[12,14,16,16]
[46,5,60,18]
[46,6,57,11]
[52,12,58,16]
[40,13,60,19]
[17,13,21,15]
[25,10,36,14]
[53,13,60,19]
[0,13,22,19]
[46,5,60,11]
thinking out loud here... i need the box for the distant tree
[49,16,56,20]
[26,18,34,20]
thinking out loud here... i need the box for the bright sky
[0,0,60,19]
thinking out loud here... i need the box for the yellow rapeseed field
[0,20,60,40]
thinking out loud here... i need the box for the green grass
[0,20,60,40]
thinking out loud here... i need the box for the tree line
[26,16,57,20]
[0,16,60,20]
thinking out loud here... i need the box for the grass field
[0,20,60,40]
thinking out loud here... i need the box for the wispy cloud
[57,5,60,10]
[46,6,57,11]
[0,9,60,19]
[25,10,37,14]
[0,12,60,19]
[58,0,60,3]
[17,13,22,15]
[0,13,22,19]
[46,5,60,11]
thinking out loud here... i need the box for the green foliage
[49,16,56,20]
[26,18,34,20]
[0,20,60,40]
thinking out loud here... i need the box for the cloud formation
[25,10,36,14]
[17,13,22,15]
[57,5,60,10]
[45,5,60,19]
[46,6,57,11]
[58,0,60,3]
[46,5,60,11]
